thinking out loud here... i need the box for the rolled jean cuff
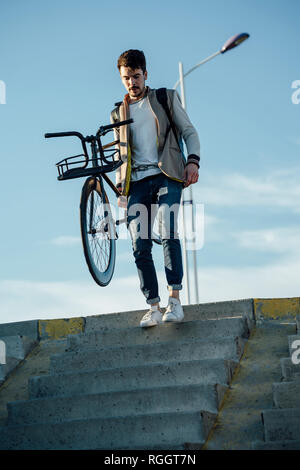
[146,296,161,305]
[167,284,183,291]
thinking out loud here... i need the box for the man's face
[119,66,148,100]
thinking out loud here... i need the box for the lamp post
[174,33,250,305]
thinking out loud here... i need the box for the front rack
[46,118,133,181]
[56,147,122,181]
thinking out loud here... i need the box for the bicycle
[45,119,162,287]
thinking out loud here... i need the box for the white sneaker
[140,306,163,328]
[162,297,184,323]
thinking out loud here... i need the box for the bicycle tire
[80,177,116,286]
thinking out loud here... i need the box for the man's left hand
[183,163,199,188]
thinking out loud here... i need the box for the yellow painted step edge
[38,317,85,340]
[254,297,300,320]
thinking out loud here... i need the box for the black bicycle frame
[86,136,120,198]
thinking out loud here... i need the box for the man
[111,49,200,328]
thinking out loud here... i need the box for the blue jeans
[127,173,184,304]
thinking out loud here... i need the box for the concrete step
[272,381,300,408]
[67,316,249,352]
[0,410,216,450]
[0,357,20,384]
[262,408,300,441]
[280,357,300,381]
[0,335,37,361]
[29,358,238,399]
[0,321,38,340]
[252,439,300,450]
[8,383,227,426]
[50,335,246,375]
[84,299,255,332]
[0,336,38,385]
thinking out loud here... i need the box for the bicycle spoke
[85,189,113,273]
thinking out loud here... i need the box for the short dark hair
[117,49,146,73]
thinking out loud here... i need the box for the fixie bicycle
[45,119,161,287]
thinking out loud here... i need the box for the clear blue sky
[1,0,300,323]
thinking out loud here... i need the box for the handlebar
[97,118,133,134]
[44,131,89,159]
[44,131,85,140]
[44,119,133,142]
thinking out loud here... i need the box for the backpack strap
[111,101,122,123]
[156,88,182,152]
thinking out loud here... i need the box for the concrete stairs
[0,336,37,386]
[0,300,253,450]
[252,314,300,449]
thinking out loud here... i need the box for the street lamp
[174,32,250,305]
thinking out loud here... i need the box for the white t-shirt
[129,96,161,182]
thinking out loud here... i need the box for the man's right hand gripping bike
[45,119,162,287]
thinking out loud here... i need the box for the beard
[129,86,145,99]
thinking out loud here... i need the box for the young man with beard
[111,49,200,328]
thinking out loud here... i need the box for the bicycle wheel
[80,177,116,286]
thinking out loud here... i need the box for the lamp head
[221,33,250,54]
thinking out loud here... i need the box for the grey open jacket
[110,87,200,196]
